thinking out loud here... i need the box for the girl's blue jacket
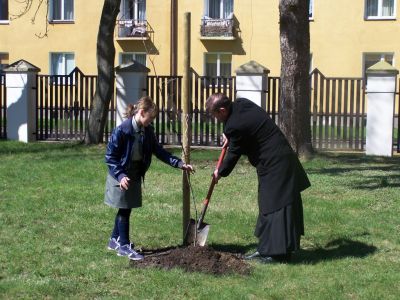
[105,118,182,182]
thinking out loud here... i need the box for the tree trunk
[279,0,313,158]
[85,0,121,144]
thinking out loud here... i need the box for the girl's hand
[181,164,195,175]
[120,176,130,191]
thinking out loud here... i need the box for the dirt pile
[130,245,252,275]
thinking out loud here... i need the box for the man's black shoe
[244,251,262,260]
[245,251,291,264]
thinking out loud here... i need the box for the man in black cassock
[206,93,310,263]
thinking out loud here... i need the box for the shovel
[185,142,228,246]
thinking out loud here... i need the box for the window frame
[309,0,314,20]
[204,52,232,77]
[362,52,395,77]
[364,0,396,20]
[204,0,234,19]
[0,52,8,84]
[119,52,147,66]
[120,0,146,21]
[49,52,76,84]
[49,0,74,23]
[0,0,9,23]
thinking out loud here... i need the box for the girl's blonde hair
[125,96,158,118]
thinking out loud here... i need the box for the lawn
[0,141,399,299]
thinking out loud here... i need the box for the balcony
[115,19,151,40]
[200,18,235,40]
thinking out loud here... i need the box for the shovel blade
[196,223,210,246]
[184,219,210,246]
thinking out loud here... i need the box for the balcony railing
[116,19,150,39]
[200,18,234,39]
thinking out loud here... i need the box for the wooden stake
[182,12,191,242]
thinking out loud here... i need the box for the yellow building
[0,0,399,78]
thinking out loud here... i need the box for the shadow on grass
[0,140,84,155]
[306,152,400,190]
[209,238,377,265]
[292,238,377,265]
[209,243,258,254]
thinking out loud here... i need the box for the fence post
[4,60,40,143]
[235,60,269,107]
[365,60,398,157]
[115,61,150,126]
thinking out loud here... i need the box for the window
[120,0,146,21]
[49,0,74,22]
[365,0,396,19]
[204,53,232,78]
[309,0,314,19]
[0,0,8,22]
[363,53,394,76]
[50,53,75,76]
[0,53,8,71]
[204,0,233,19]
[120,52,147,66]
[0,53,8,83]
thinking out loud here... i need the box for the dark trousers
[111,208,132,246]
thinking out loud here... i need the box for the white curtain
[208,0,220,18]
[220,63,231,77]
[309,0,313,18]
[366,0,378,16]
[51,54,63,75]
[382,0,394,16]
[52,0,61,20]
[65,54,75,74]
[64,0,74,20]
[137,0,146,21]
[51,53,74,75]
[120,0,133,20]
[223,0,233,19]
[121,53,146,66]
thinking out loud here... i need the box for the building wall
[1,1,399,77]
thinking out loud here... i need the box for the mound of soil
[130,245,252,275]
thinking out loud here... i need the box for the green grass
[0,141,399,299]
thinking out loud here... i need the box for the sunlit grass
[1,141,399,299]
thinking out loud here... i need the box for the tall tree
[279,0,313,158]
[85,0,121,144]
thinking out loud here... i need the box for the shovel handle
[197,143,228,229]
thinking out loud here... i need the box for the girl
[104,96,194,260]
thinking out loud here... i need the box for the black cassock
[218,98,311,256]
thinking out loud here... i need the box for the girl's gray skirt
[104,168,142,209]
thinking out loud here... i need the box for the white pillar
[365,60,398,157]
[115,61,150,126]
[4,60,40,143]
[235,60,269,107]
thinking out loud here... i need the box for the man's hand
[120,176,130,191]
[213,168,221,184]
[222,133,229,148]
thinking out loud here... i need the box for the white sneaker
[118,244,144,261]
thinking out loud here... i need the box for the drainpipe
[170,0,178,76]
